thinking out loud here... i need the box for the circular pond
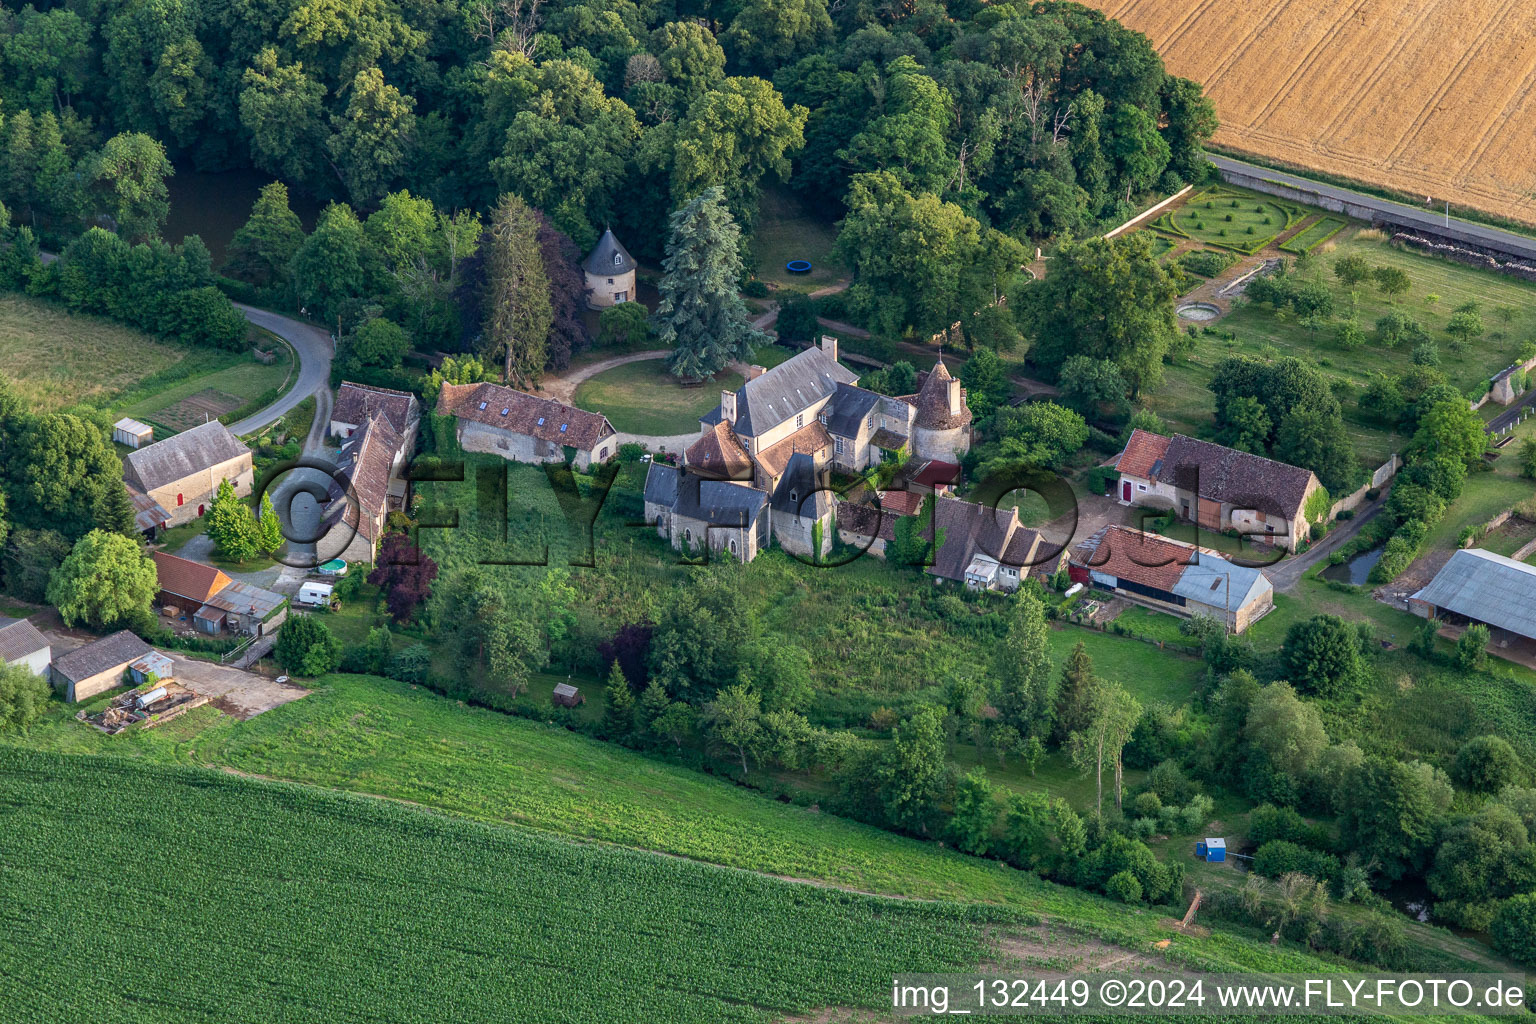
[785,260,812,274]
[1177,302,1220,321]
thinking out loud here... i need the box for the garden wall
[1104,185,1194,240]
[1329,455,1400,520]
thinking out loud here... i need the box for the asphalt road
[1209,154,1536,261]
[228,304,334,437]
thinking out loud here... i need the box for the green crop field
[0,747,1022,1023]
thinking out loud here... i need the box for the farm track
[1086,0,1536,226]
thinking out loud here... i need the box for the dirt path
[538,349,674,404]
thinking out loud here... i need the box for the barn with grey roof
[1410,549,1536,648]
[121,420,253,528]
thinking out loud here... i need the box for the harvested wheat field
[1090,0,1536,226]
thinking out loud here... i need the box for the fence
[1329,454,1400,520]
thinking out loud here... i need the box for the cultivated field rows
[1093,0,1536,225]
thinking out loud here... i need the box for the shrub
[1253,840,1338,881]
[1492,896,1536,966]
[741,279,769,298]
[1451,735,1520,792]
[275,616,343,677]
[1105,870,1143,904]
[617,442,647,463]
[1131,792,1163,819]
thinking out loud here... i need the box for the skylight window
[537,417,545,425]
[560,423,568,432]
[500,408,509,416]
[478,401,487,410]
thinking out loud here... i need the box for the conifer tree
[604,660,635,737]
[92,481,139,538]
[1052,641,1105,744]
[656,187,763,379]
[993,592,1054,739]
[205,479,260,563]
[256,491,284,555]
[482,193,551,387]
[226,182,305,290]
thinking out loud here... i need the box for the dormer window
[796,414,803,429]
[613,252,622,266]
[790,490,798,504]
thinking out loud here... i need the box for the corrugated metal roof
[1410,548,1536,639]
[1172,551,1272,612]
[114,417,153,436]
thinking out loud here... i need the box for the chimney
[820,334,838,362]
[721,390,737,424]
[948,375,962,417]
[746,364,766,381]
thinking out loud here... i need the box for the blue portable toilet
[1195,838,1226,863]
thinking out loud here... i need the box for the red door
[1122,481,1132,501]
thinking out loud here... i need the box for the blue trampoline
[785,260,812,274]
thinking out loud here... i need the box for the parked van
[297,582,334,607]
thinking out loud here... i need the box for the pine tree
[205,479,259,563]
[656,187,763,379]
[482,193,551,387]
[1052,641,1105,745]
[226,182,305,290]
[256,491,284,555]
[92,481,139,538]
[604,660,635,737]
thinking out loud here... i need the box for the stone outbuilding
[583,228,636,309]
[51,630,154,703]
[436,381,617,471]
[0,616,51,677]
[122,420,253,527]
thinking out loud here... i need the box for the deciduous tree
[47,529,157,630]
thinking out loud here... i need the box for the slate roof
[754,420,832,479]
[152,551,232,604]
[0,617,49,664]
[722,346,857,438]
[582,228,635,276]
[913,362,972,431]
[1071,526,1193,593]
[1002,527,1045,569]
[823,383,881,437]
[1162,435,1317,520]
[685,421,754,480]
[672,475,767,527]
[930,497,1019,583]
[52,630,152,684]
[770,453,833,520]
[333,382,418,434]
[1411,548,1536,639]
[643,462,680,508]
[122,421,250,493]
[438,382,615,451]
[1116,429,1172,480]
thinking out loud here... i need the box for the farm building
[51,630,153,703]
[437,381,618,471]
[582,228,636,309]
[330,381,420,447]
[113,417,153,448]
[1196,838,1226,863]
[0,617,51,677]
[552,683,583,707]
[122,420,254,528]
[319,410,412,565]
[1070,526,1274,633]
[1112,430,1324,553]
[129,651,174,686]
[152,551,287,636]
[128,488,172,540]
[929,496,1046,591]
[1409,549,1536,653]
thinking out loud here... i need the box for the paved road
[1210,155,1536,261]
[1263,500,1386,593]
[228,304,334,436]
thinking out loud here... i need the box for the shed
[113,417,154,449]
[552,682,584,707]
[1195,838,1226,863]
[0,616,51,677]
[129,650,174,685]
[193,605,227,635]
[51,630,152,703]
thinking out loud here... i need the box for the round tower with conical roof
[583,228,637,309]
[910,358,972,463]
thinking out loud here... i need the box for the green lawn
[1143,228,1536,467]
[750,185,847,289]
[0,746,1022,1024]
[0,293,200,410]
[1280,217,1346,254]
[573,359,744,434]
[1161,188,1299,253]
